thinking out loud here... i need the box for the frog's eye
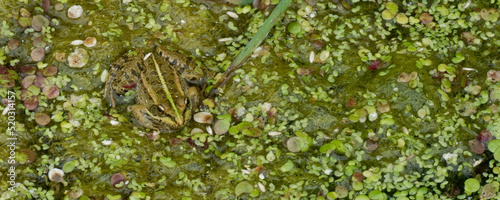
[157,105,166,113]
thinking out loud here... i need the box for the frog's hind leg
[129,105,180,131]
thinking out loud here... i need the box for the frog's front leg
[129,105,180,130]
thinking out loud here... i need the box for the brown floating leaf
[364,139,378,152]
[477,130,493,143]
[19,149,36,163]
[346,97,356,107]
[33,36,47,48]
[111,173,125,188]
[22,75,36,89]
[419,12,433,24]
[31,15,49,32]
[8,39,19,50]
[469,139,485,154]
[42,0,50,12]
[20,65,37,75]
[24,96,39,110]
[34,76,49,88]
[42,66,58,77]
[31,47,45,62]
[35,112,51,126]
[43,84,60,99]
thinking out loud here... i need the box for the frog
[104,46,206,132]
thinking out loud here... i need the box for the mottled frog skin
[104,47,205,132]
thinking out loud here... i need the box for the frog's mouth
[149,54,183,125]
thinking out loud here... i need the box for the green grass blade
[209,0,292,96]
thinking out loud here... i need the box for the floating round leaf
[235,181,253,196]
[480,182,499,199]
[22,75,36,89]
[18,149,36,164]
[335,186,349,198]
[42,66,58,77]
[20,65,37,75]
[54,3,64,11]
[33,36,47,48]
[68,5,83,19]
[396,13,408,24]
[31,47,45,62]
[194,112,213,124]
[477,130,493,142]
[111,173,125,188]
[35,112,51,126]
[364,139,378,152]
[464,178,480,195]
[481,8,499,22]
[42,0,50,12]
[48,168,65,182]
[31,15,50,31]
[24,96,39,110]
[62,160,76,173]
[84,37,97,47]
[8,39,19,50]
[419,12,433,24]
[213,119,230,135]
[487,70,500,82]
[68,48,89,68]
[468,139,485,154]
[286,136,306,153]
[27,84,40,96]
[43,84,60,99]
[34,76,49,88]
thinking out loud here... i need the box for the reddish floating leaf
[24,96,39,110]
[477,130,493,142]
[20,65,37,75]
[34,76,49,88]
[0,66,10,75]
[42,0,50,12]
[469,139,485,154]
[42,66,58,77]
[43,84,60,99]
[346,98,356,107]
[419,12,433,24]
[22,75,36,89]
[369,60,382,71]
[110,173,125,188]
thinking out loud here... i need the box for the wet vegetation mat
[1,0,500,199]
